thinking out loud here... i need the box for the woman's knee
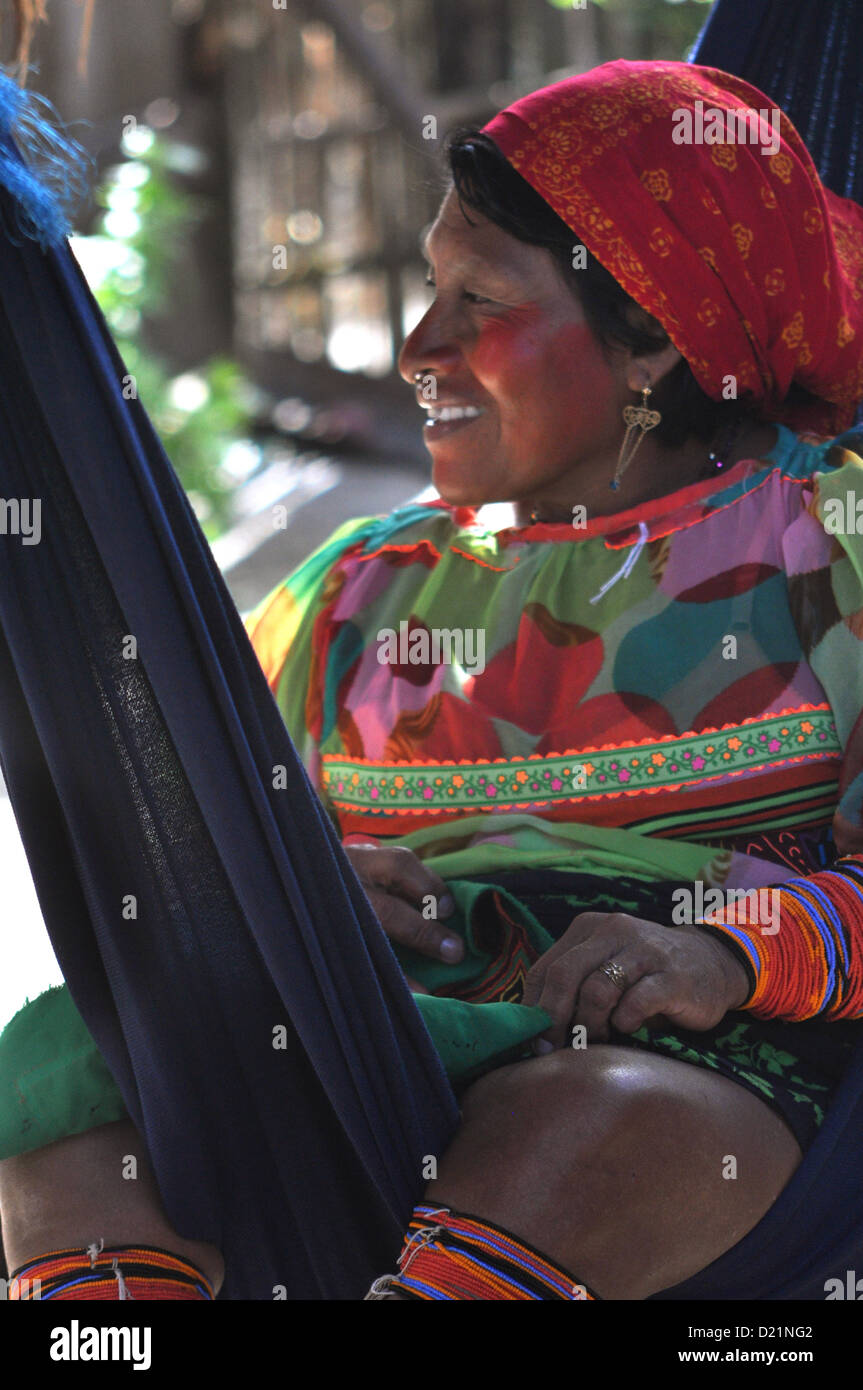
[443,1046,659,1212]
[446,1042,801,1218]
[437,1046,803,1298]
[458,1044,653,1142]
[0,1120,224,1294]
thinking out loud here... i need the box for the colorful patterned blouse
[245,424,863,1022]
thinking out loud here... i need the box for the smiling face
[398,187,634,514]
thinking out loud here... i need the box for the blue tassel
[0,67,91,250]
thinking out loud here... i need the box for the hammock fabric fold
[0,123,457,1300]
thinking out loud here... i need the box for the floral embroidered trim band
[322,708,840,814]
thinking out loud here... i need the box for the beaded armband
[8,1242,214,1300]
[700,855,863,1021]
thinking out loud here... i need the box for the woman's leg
[414,1045,802,1300]
[0,1120,224,1295]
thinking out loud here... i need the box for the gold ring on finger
[598,960,628,991]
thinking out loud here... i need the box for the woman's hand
[521,912,750,1051]
[344,843,464,970]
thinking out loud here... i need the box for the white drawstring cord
[112,1256,134,1300]
[397,1210,449,1275]
[589,521,649,604]
[86,1237,135,1299]
[363,1207,452,1298]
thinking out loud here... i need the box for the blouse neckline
[468,422,823,547]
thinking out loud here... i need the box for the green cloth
[0,985,129,1159]
[414,996,548,1081]
[397,877,551,987]
[404,879,554,1082]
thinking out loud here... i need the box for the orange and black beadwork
[8,1243,214,1300]
[377,1205,598,1301]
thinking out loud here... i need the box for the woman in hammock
[3,58,863,1302]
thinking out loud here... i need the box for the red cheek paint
[468,303,552,369]
[469,314,612,411]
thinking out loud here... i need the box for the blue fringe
[0,67,91,250]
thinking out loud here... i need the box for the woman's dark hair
[444,130,747,448]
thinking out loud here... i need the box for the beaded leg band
[365,1205,599,1301]
[9,1241,215,1300]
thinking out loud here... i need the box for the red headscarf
[482,60,863,435]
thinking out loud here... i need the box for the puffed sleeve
[243,514,378,780]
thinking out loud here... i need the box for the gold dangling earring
[611,384,662,491]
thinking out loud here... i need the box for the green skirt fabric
[0,985,130,1159]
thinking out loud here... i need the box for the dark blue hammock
[0,0,862,1301]
[0,96,457,1300]
[691,0,863,204]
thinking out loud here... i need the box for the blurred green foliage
[80,131,255,540]
[545,0,713,57]
[546,0,712,8]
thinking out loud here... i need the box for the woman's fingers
[521,912,614,991]
[345,844,462,962]
[609,974,672,1035]
[572,946,649,1039]
[521,914,622,1011]
[524,935,631,1048]
[366,886,463,962]
[523,911,742,1049]
[346,844,455,918]
[522,913,675,1047]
